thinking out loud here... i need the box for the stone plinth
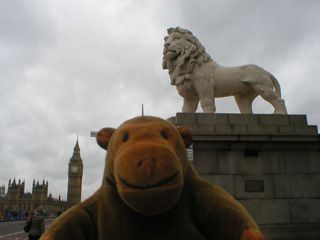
[168,113,320,240]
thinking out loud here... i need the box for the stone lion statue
[162,27,287,114]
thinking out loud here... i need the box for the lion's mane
[162,27,212,86]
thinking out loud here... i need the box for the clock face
[71,165,78,172]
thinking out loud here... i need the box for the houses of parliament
[0,139,83,216]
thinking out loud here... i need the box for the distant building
[0,178,67,214]
[0,184,5,197]
[0,185,5,194]
[67,139,84,209]
[0,185,5,204]
[0,138,84,215]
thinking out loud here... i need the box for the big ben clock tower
[67,138,83,209]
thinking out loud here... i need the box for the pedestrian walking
[25,207,45,240]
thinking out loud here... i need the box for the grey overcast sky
[1,0,319,201]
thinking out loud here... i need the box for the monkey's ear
[96,128,116,150]
[176,126,193,148]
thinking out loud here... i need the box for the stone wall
[168,113,320,240]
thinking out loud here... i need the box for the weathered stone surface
[219,151,285,174]
[288,115,308,125]
[294,125,318,135]
[197,124,215,133]
[284,151,320,173]
[171,113,318,136]
[274,175,320,198]
[233,124,248,134]
[234,175,274,199]
[215,124,233,134]
[192,151,219,174]
[228,114,259,124]
[259,114,289,125]
[176,113,196,124]
[196,113,228,124]
[290,199,320,223]
[239,199,291,224]
[279,125,295,134]
[248,124,280,134]
[260,224,320,240]
[170,113,320,239]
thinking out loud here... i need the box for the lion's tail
[269,73,282,97]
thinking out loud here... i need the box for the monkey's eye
[123,133,129,142]
[161,131,168,140]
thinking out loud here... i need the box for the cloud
[0,0,319,202]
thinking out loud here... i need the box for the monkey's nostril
[138,161,143,167]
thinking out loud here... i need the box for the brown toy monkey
[41,116,265,240]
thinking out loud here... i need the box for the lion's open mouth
[118,171,180,190]
[166,49,178,54]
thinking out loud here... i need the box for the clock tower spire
[67,137,83,209]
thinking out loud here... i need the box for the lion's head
[162,27,212,87]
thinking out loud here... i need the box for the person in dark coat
[26,207,45,240]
